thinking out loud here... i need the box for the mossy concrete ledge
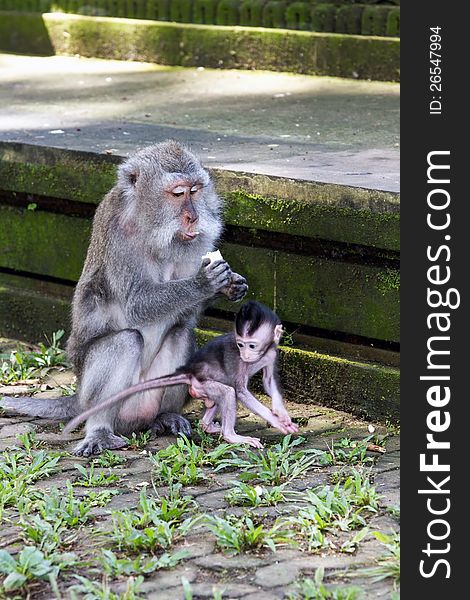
[0,272,399,423]
[0,142,400,251]
[0,12,400,81]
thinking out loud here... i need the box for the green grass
[100,548,189,578]
[149,435,238,486]
[353,532,400,586]
[288,567,361,599]
[286,471,379,551]
[0,546,76,595]
[107,488,200,553]
[68,574,145,600]
[215,435,326,484]
[73,463,121,487]
[323,437,375,466]
[0,330,69,384]
[224,481,296,507]
[205,513,296,555]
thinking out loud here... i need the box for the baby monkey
[64,301,298,448]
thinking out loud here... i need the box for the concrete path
[1,54,399,191]
[0,335,400,599]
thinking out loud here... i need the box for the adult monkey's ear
[274,324,284,345]
[118,159,140,190]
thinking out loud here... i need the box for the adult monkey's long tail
[1,394,79,419]
[62,373,191,434]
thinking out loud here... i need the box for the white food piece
[368,424,376,434]
[202,249,223,264]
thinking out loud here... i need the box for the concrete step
[0,55,399,421]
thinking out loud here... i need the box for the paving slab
[1,355,400,599]
[0,54,399,192]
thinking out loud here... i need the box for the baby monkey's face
[235,323,283,363]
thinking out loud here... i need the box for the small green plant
[36,482,94,527]
[287,567,360,599]
[124,431,151,450]
[92,450,127,468]
[323,437,375,466]
[69,574,144,599]
[386,504,400,520]
[74,463,120,487]
[340,528,369,554]
[149,436,236,486]
[0,449,61,485]
[0,330,69,384]
[15,431,44,452]
[355,532,400,586]
[182,576,224,599]
[108,489,199,553]
[287,472,379,551]
[101,548,188,577]
[215,436,326,484]
[205,513,295,554]
[0,546,75,594]
[20,515,77,556]
[225,481,296,507]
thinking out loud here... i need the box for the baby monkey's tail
[62,373,191,434]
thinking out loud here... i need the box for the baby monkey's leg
[200,381,263,448]
[200,403,221,434]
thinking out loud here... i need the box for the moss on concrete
[0,142,118,204]
[0,12,55,55]
[0,143,400,251]
[0,206,399,342]
[0,205,91,281]
[0,12,400,81]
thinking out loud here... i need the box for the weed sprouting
[323,437,375,466]
[215,436,326,484]
[124,431,152,450]
[354,532,400,586]
[149,436,236,486]
[224,481,298,507]
[0,546,75,594]
[100,548,189,577]
[287,471,379,551]
[68,574,144,600]
[0,331,69,384]
[73,463,120,487]
[287,567,361,599]
[108,488,200,553]
[92,450,127,468]
[205,513,296,554]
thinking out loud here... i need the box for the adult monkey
[2,141,247,455]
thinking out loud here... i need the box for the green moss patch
[0,142,400,253]
[0,12,400,81]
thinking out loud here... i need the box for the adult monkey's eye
[190,185,199,194]
[172,186,186,197]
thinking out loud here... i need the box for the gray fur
[2,141,247,456]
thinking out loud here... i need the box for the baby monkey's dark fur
[65,301,298,447]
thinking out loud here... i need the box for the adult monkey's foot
[152,413,192,437]
[73,428,127,456]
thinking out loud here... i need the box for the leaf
[3,571,28,591]
[0,550,17,573]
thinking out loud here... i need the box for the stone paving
[0,54,399,192]
[0,343,399,599]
